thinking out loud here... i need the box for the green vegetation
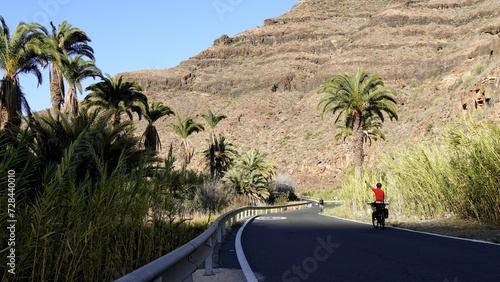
[168,115,205,169]
[203,135,239,180]
[223,149,277,205]
[0,17,286,281]
[201,108,227,145]
[2,11,498,281]
[83,74,148,126]
[61,55,101,118]
[331,117,500,225]
[318,68,398,179]
[0,107,279,281]
[0,111,179,281]
[50,21,98,119]
[142,101,175,151]
[0,16,47,131]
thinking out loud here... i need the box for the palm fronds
[142,102,174,151]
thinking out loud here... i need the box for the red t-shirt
[371,188,385,202]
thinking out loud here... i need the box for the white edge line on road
[320,213,500,246]
[236,216,259,282]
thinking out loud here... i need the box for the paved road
[240,206,500,282]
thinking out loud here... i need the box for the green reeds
[0,138,209,281]
[339,118,500,225]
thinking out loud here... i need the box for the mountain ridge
[120,0,500,191]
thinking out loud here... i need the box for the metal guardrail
[115,201,313,282]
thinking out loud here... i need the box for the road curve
[240,206,500,282]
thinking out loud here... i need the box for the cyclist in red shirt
[365,180,385,202]
[365,180,385,212]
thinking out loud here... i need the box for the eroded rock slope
[121,0,500,190]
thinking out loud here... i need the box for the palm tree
[0,17,49,131]
[168,115,204,169]
[201,108,226,144]
[238,149,276,181]
[334,115,387,146]
[223,149,276,205]
[142,101,174,151]
[48,21,94,119]
[61,55,101,118]
[224,168,269,206]
[318,68,398,179]
[84,74,148,126]
[28,108,151,184]
[203,135,238,180]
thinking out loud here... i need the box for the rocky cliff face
[121,0,500,191]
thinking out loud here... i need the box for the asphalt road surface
[240,206,500,282]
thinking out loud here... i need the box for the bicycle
[318,198,324,213]
[367,201,389,230]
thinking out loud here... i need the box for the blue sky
[2,0,298,111]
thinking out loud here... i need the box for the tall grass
[444,120,500,222]
[0,109,268,281]
[0,134,209,281]
[338,118,500,224]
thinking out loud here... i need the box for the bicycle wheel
[379,213,385,230]
[372,212,378,229]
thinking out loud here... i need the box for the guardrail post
[216,226,222,243]
[204,238,215,276]
[222,220,227,237]
[205,249,214,276]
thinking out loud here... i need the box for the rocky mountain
[120,0,500,191]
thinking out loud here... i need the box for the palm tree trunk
[211,131,216,145]
[62,87,78,118]
[353,116,365,179]
[0,106,7,131]
[209,143,216,178]
[215,154,223,180]
[0,76,23,131]
[112,112,121,127]
[181,139,190,170]
[50,65,65,119]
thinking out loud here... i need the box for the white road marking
[321,213,500,246]
[255,216,287,220]
[236,216,259,282]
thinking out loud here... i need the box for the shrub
[269,173,298,204]
[194,180,235,222]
